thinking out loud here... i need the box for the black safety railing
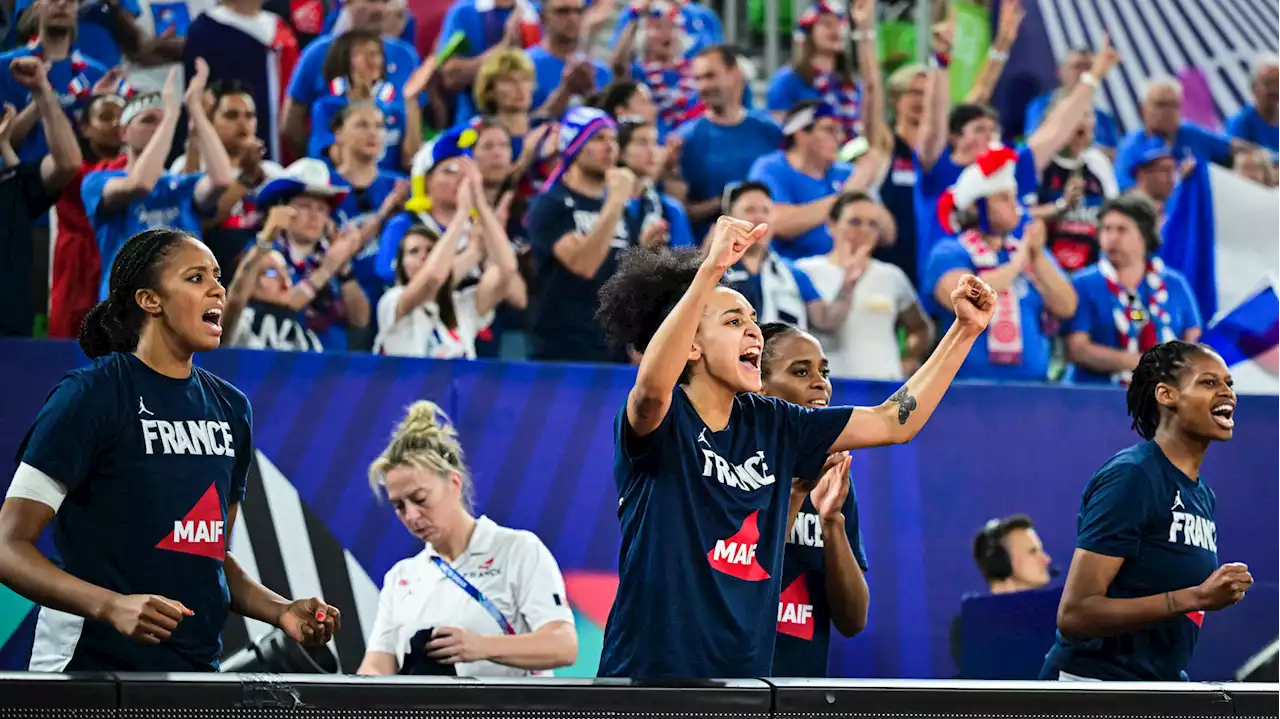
[0,673,1276,719]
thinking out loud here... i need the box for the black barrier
[0,673,1275,719]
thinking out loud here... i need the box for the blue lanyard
[431,556,516,635]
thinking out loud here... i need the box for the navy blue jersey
[17,352,253,671]
[598,388,852,678]
[1042,442,1218,681]
[772,476,868,678]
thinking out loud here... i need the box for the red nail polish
[315,610,326,622]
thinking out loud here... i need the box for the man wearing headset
[950,515,1056,675]
[972,515,1055,594]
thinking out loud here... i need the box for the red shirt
[49,154,127,339]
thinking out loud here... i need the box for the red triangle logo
[155,484,226,561]
[1185,610,1205,628]
[777,574,815,640]
[707,510,771,581]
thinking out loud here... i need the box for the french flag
[1160,162,1279,394]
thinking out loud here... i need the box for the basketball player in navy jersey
[758,322,868,677]
[1043,341,1251,681]
[0,229,340,672]
[594,216,997,678]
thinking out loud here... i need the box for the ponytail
[77,228,192,359]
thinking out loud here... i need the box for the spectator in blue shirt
[765,1,862,141]
[677,45,781,241]
[0,0,109,163]
[83,64,234,301]
[1064,194,1201,386]
[311,29,419,174]
[8,0,141,69]
[282,0,421,158]
[616,119,695,250]
[1023,48,1119,156]
[609,0,699,139]
[436,0,541,123]
[747,100,873,260]
[925,146,1077,382]
[472,48,538,160]
[1114,77,1243,192]
[1225,56,1279,158]
[526,0,611,117]
[1126,137,1178,218]
[914,32,1122,279]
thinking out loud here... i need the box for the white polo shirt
[366,516,574,677]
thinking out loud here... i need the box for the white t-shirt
[794,256,920,381]
[365,516,575,677]
[373,283,494,359]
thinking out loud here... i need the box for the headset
[973,515,1061,584]
[974,517,1017,581]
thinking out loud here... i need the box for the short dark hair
[972,514,1034,582]
[694,44,739,69]
[1099,193,1162,255]
[948,103,1000,137]
[723,180,772,214]
[79,229,194,358]
[1126,341,1219,440]
[828,190,877,222]
[590,80,646,120]
[208,78,255,114]
[616,119,653,156]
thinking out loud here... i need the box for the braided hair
[760,321,802,378]
[1125,340,1215,440]
[77,229,192,359]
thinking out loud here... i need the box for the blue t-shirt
[332,168,407,305]
[599,388,853,678]
[17,352,252,671]
[913,145,1040,279]
[607,2,720,60]
[526,46,613,111]
[1041,442,1219,681]
[1023,92,1118,149]
[286,34,420,111]
[309,86,409,174]
[922,237,1056,382]
[773,479,867,678]
[625,190,696,250]
[82,171,206,300]
[1064,264,1202,385]
[1225,105,1279,156]
[525,181,640,362]
[747,150,852,260]
[9,0,140,68]
[675,111,782,240]
[0,46,108,162]
[1114,124,1233,191]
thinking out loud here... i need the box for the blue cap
[1131,135,1175,178]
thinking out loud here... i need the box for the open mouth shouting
[1210,400,1236,430]
[202,307,224,336]
[739,346,761,374]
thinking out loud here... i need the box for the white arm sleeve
[6,463,68,512]
[364,568,403,662]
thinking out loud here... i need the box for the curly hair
[1126,340,1216,440]
[596,247,714,357]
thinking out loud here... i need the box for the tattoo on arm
[888,385,917,425]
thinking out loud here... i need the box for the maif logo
[155,484,225,560]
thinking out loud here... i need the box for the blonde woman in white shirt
[356,401,577,677]
[374,161,525,357]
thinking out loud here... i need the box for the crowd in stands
[1,0,1277,386]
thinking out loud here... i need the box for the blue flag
[1201,284,1280,368]
[1159,160,1217,322]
